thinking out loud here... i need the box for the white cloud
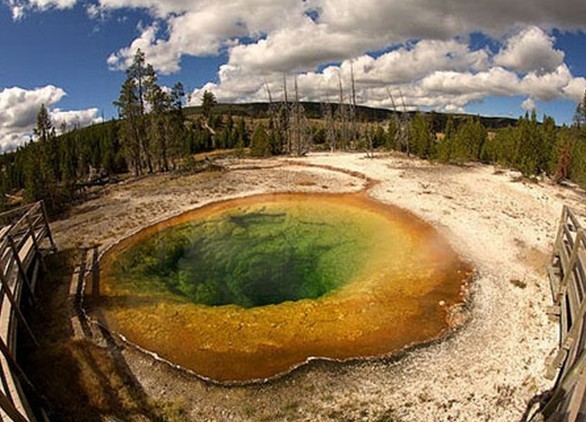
[0,85,65,131]
[187,30,586,116]
[86,3,110,20]
[521,97,536,112]
[420,67,521,97]
[97,0,586,76]
[51,108,103,132]
[562,77,586,102]
[9,0,586,119]
[494,26,565,74]
[0,86,101,152]
[107,0,307,74]
[519,64,576,101]
[7,0,75,19]
[11,0,586,75]
[107,24,184,74]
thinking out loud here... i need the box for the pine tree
[24,105,69,212]
[201,91,217,121]
[570,129,586,187]
[115,76,142,175]
[250,124,271,157]
[385,116,398,151]
[438,116,455,163]
[409,113,434,159]
[542,115,556,175]
[34,104,54,143]
[574,90,586,128]
[553,128,573,183]
[451,117,486,163]
[235,118,249,147]
[114,49,159,175]
[516,111,544,177]
[373,125,386,149]
[168,82,187,167]
[145,82,173,171]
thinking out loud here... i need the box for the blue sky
[1,0,586,151]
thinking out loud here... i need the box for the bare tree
[282,74,291,153]
[289,75,312,155]
[336,71,349,149]
[350,62,358,144]
[321,102,336,152]
[363,122,375,158]
[386,88,411,156]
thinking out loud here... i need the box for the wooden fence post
[40,201,56,252]
[0,390,28,422]
[0,271,39,348]
[24,215,46,273]
[539,207,586,421]
[7,236,35,304]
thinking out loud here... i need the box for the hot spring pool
[95,193,472,382]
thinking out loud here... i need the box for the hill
[184,101,519,131]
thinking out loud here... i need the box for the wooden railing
[530,206,586,421]
[0,202,55,422]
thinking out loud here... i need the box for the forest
[0,50,585,215]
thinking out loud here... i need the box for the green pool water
[112,199,381,308]
[97,193,471,382]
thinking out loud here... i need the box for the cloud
[51,108,103,132]
[107,0,306,74]
[86,3,110,20]
[0,86,101,152]
[494,26,565,74]
[521,97,536,112]
[11,0,586,75]
[188,30,586,115]
[107,24,184,74]
[563,77,586,101]
[97,0,586,76]
[7,0,75,19]
[9,0,586,118]
[0,85,65,131]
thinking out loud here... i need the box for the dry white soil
[52,152,586,421]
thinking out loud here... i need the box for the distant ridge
[184,101,520,130]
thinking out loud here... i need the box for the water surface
[95,193,472,382]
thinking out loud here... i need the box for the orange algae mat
[93,193,472,383]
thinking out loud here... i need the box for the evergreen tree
[372,125,386,149]
[0,172,7,212]
[168,82,187,167]
[570,128,586,186]
[574,90,586,127]
[114,49,160,175]
[542,115,556,175]
[115,77,142,175]
[235,118,249,149]
[552,128,574,183]
[24,105,72,212]
[250,125,271,157]
[487,126,517,166]
[409,113,435,159]
[201,90,217,121]
[451,117,486,162]
[568,90,586,185]
[516,111,545,177]
[385,116,398,151]
[438,116,455,163]
[34,104,54,143]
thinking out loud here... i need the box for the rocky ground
[47,152,586,421]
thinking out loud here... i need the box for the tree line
[0,49,584,215]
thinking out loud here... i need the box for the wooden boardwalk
[530,206,586,421]
[0,202,55,422]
